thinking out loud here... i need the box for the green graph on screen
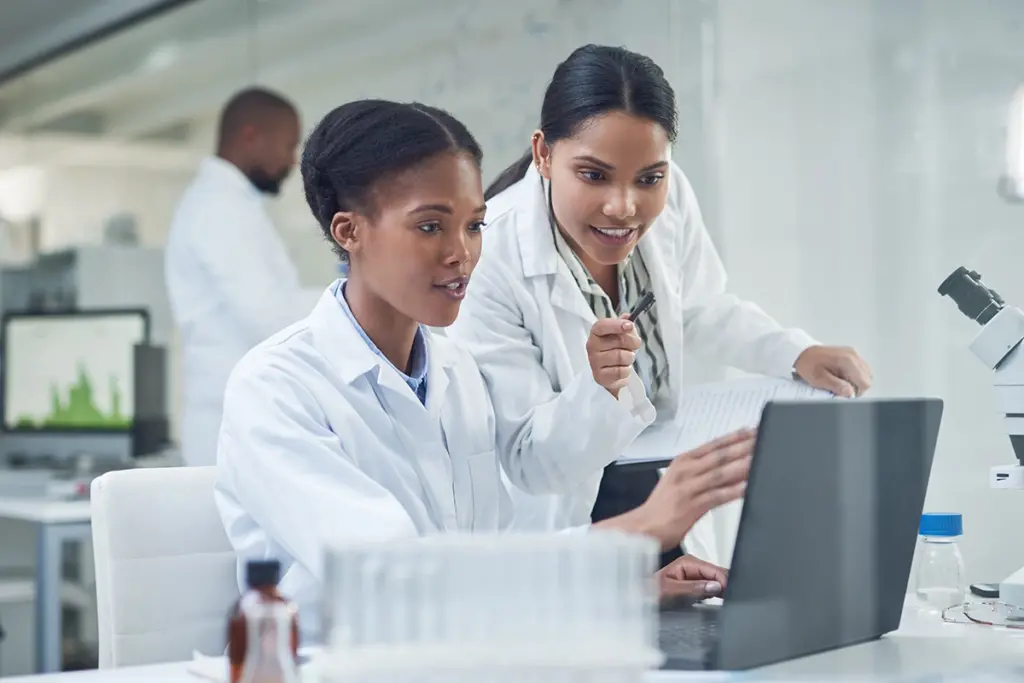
[14,362,131,429]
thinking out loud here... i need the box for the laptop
[659,397,944,671]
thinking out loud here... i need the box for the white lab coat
[447,162,817,565]
[214,282,513,641]
[165,157,322,466]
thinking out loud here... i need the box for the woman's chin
[580,230,642,266]
[420,302,462,329]
[584,242,635,267]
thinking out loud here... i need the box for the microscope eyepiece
[938,266,1004,325]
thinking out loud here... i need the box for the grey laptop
[659,397,944,671]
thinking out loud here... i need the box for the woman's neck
[343,278,419,374]
[549,183,619,305]
[581,253,618,306]
[559,227,619,308]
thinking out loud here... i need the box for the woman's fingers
[675,436,755,479]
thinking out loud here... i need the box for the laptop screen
[713,398,943,670]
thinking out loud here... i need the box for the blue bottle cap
[919,512,962,537]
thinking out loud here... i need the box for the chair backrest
[91,466,239,668]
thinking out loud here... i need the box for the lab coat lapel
[377,376,458,532]
[308,286,458,529]
[308,284,380,383]
[408,333,457,530]
[308,282,424,408]
[516,165,595,325]
[358,332,458,532]
[424,338,451,420]
[549,269,597,325]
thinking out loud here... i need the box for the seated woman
[214,99,753,641]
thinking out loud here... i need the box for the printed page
[617,377,834,465]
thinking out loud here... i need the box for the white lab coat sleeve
[452,262,655,495]
[196,202,323,341]
[217,357,418,586]
[673,166,818,378]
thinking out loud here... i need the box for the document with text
[616,377,836,467]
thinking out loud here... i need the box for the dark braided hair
[301,100,483,260]
[485,44,677,200]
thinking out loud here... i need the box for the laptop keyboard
[658,608,720,662]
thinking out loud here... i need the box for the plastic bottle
[914,513,966,612]
[228,559,300,683]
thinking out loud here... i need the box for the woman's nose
[443,230,472,265]
[603,187,637,221]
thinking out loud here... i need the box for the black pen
[627,290,656,323]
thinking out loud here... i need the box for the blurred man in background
[166,87,321,466]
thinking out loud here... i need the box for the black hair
[216,87,297,151]
[484,44,678,201]
[301,100,484,260]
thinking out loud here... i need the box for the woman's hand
[586,314,641,396]
[596,429,754,550]
[640,429,754,550]
[794,345,872,398]
[657,555,728,602]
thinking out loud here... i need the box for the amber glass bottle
[227,560,300,683]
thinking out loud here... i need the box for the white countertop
[0,497,91,524]
[4,637,1022,683]
[3,662,188,683]
[5,600,1023,682]
[0,453,182,525]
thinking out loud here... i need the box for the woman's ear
[531,131,552,180]
[330,211,362,257]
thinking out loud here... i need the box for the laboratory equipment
[320,532,661,683]
[228,560,300,683]
[0,244,176,463]
[938,266,1024,608]
[915,513,967,611]
[130,343,171,458]
[2,309,148,432]
[971,583,1002,599]
[0,245,172,343]
[0,309,170,465]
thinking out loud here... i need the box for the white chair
[91,466,239,668]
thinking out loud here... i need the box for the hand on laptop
[595,428,754,550]
[637,428,753,551]
[657,555,728,602]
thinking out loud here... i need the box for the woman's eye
[418,222,441,234]
[639,174,664,186]
[468,221,487,233]
[580,170,604,182]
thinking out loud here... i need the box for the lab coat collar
[515,164,562,279]
[308,280,458,392]
[334,281,429,398]
[510,164,597,324]
[198,155,263,200]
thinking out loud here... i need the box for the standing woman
[447,45,872,565]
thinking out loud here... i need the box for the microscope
[938,266,1024,607]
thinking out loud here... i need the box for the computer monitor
[1,309,150,434]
